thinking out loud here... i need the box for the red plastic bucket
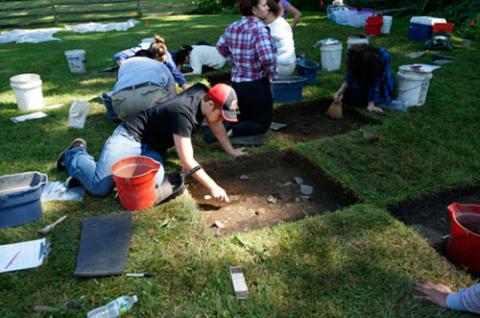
[111,156,160,211]
[447,203,480,271]
[365,16,383,36]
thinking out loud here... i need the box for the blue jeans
[64,125,165,197]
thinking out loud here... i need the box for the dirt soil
[187,151,358,235]
[389,186,480,252]
[273,99,379,141]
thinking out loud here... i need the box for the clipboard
[0,238,50,273]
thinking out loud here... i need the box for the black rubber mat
[74,212,131,277]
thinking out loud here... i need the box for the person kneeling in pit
[333,44,395,114]
[57,83,245,202]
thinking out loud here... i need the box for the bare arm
[333,82,348,102]
[173,134,229,202]
[286,4,302,28]
[208,121,246,157]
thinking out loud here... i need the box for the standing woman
[216,0,277,138]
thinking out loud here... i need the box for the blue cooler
[0,172,47,228]
[296,58,319,85]
[271,76,307,103]
[408,16,446,42]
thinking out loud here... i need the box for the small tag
[230,267,248,299]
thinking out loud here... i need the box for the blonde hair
[149,35,168,59]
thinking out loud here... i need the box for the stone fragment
[204,194,213,200]
[212,220,225,229]
[240,174,250,180]
[300,184,314,195]
[266,195,277,204]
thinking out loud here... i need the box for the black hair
[239,0,261,16]
[346,44,385,87]
[174,45,193,66]
[267,0,281,18]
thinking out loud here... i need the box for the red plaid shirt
[217,16,277,83]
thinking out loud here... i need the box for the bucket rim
[111,155,161,179]
[448,202,480,238]
[9,73,41,83]
[65,49,86,56]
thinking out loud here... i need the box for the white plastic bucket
[347,35,369,49]
[65,49,86,73]
[9,73,44,111]
[381,16,393,34]
[397,71,433,107]
[320,43,343,72]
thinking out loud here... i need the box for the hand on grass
[210,185,229,203]
[415,281,452,307]
[229,147,247,157]
[367,103,384,114]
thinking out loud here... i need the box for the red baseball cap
[207,84,238,122]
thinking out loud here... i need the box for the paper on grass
[11,112,47,123]
[0,238,49,273]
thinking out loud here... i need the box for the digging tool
[325,100,343,119]
[156,166,202,204]
[37,216,67,235]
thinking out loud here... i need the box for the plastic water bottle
[87,295,138,318]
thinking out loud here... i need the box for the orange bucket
[447,203,480,271]
[111,156,160,211]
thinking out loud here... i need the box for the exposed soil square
[272,100,379,141]
[188,151,358,235]
[389,186,480,250]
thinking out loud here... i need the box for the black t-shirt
[124,83,207,154]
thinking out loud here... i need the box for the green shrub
[193,0,236,13]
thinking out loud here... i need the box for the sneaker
[57,138,87,171]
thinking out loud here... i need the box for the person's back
[269,17,295,65]
[113,57,173,93]
[189,45,226,75]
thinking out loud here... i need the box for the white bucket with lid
[347,34,369,49]
[381,16,393,34]
[320,43,343,72]
[397,71,433,107]
[65,49,86,73]
[9,73,44,111]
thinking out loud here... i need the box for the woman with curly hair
[333,44,395,114]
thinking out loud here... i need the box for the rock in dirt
[212,221,225,229]
[295,197,301,202]
[300,184,314,196]
[266,195,277,204]
[240,174,250,180]
[255,208,265,215]
[204,194,213,200]
[300,195,311,201]
[294,177,303,185]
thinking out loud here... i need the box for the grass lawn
[1,11,479,317]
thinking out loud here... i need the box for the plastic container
[9,73,44,111]
[320,42,343,72]
[365,16,383,36]
[112,156,161,211]
[447,203,480,271]
[0,172,47,228]
[68,100,90,129]
[141,37,154,44]
[381,16,393,34]
[87,295,138,318]
[408,17,447,42]
[408,23,433,42]
[271,76,307,103]
[397,71,433,107]
[65,49,86,73]
[296,58,319,85]
[432,22,454,34]
[347,34,369,49]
